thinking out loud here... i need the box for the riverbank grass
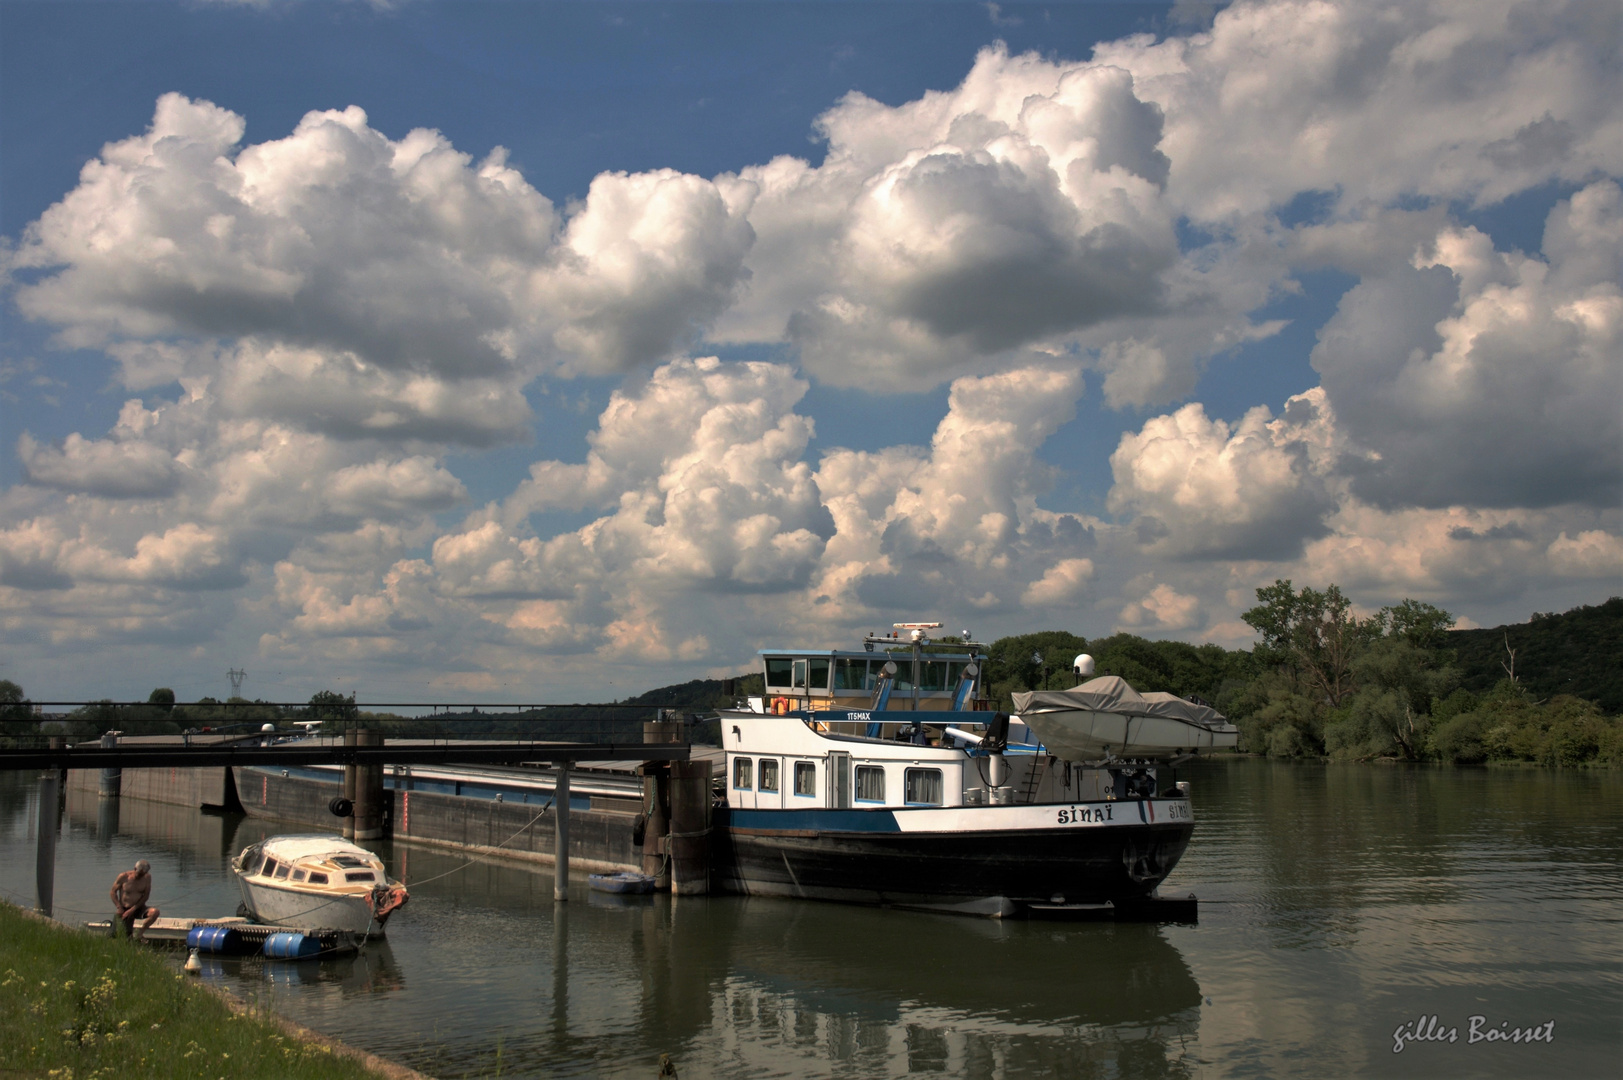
[0,901,379,1079]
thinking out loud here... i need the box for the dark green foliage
[1323,639,1461,760]
[1449,597,1623,712]
[306,689,359,722]
[1086,633,1257,702]
[1242,580,1378,707]
[0,679,35,740]
[1426,682,1622,766]
[982,631,1090,706]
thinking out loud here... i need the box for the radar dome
[1073,654,1095,677]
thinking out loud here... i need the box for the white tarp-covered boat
[232,835,408,937]
[1014,676,1239,761]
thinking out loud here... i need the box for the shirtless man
[110,860,160,941]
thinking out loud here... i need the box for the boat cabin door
[827,751,851,808]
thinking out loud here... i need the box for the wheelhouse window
[855,765,886,803]
[794,761,816,796]
[808,657,830,691]
[291,869,307,882]
[308,872,329,885]
[905,768,944,806]
[260,858,278,878]
[272,863,290,880]
[764,657,794,689]
[833,658,868,691]
[733,757,754,790]
[759,759,780,793]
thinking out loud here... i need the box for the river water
[3,760,1619,1079]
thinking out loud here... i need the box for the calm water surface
[3,760,1619,1078]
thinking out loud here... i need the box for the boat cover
[1013,677,1229,728]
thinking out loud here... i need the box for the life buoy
[771,696,789,715]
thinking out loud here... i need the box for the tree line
[981,584,1622,767]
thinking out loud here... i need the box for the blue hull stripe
[725,808,901,833]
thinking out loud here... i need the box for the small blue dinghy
[588,871,656,895]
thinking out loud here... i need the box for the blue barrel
[262,932,322,959]
[186,925,243,953]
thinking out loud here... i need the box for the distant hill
[1451,597,1623,713]
[622,674,762,711]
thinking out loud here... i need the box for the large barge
[710,623,1235,917]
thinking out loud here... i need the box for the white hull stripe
[726,799,1193,835]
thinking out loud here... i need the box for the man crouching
[111,859,159,941]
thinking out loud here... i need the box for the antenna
[227,668,247,697]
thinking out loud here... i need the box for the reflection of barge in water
[711,624,1234,918]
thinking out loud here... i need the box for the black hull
[713,807,1193,915]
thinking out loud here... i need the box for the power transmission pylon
[227,668,247,697]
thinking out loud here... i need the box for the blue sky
[1,0,1618,705]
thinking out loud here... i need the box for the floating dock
[84,916,361,956]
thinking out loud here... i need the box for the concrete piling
[353,730,384,841]
[36,765,60,917]
[341,729,358,840]
[554,762,572,901]
[98,731,121,798]
[640,763,671,889]
[668,758,712,895]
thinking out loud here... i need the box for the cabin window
[345,871,377,883]
[247,852,264,875]
[307,872,329,885]
[947,661,968,688]
[291,869,307,882]
[733,757,754,790]
[833,658,868,691]
[905,768,944,806]
[791,659,808,688]
[808,657,830,692]
[273,863,290,880]
[794,762,816,796]
[333,855,367,868]
[260,858,278,878]
[764,657,794,689]
[855,765,886,803]
[919,661,948,691]
[759,759,780,793]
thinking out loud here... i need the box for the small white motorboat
[232,834,408,937]
[1014,671,1239,761]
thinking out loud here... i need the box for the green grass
[0,901,383,1080]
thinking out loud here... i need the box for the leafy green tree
[306,690,358,731]
[1243,580,1378,707]
[0,680,36,740]
[147,688,176,712]
[1375,599,1456,651]
[983,631,1089,706]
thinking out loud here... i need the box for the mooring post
[641,714,683,889]
[354,729,384,840]
[554,761,572,901]
[668,758,713,895]
[98,730,121,798]
[342,728,358,839]
[36,766,60,917]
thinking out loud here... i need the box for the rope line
[403,794,556,888]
